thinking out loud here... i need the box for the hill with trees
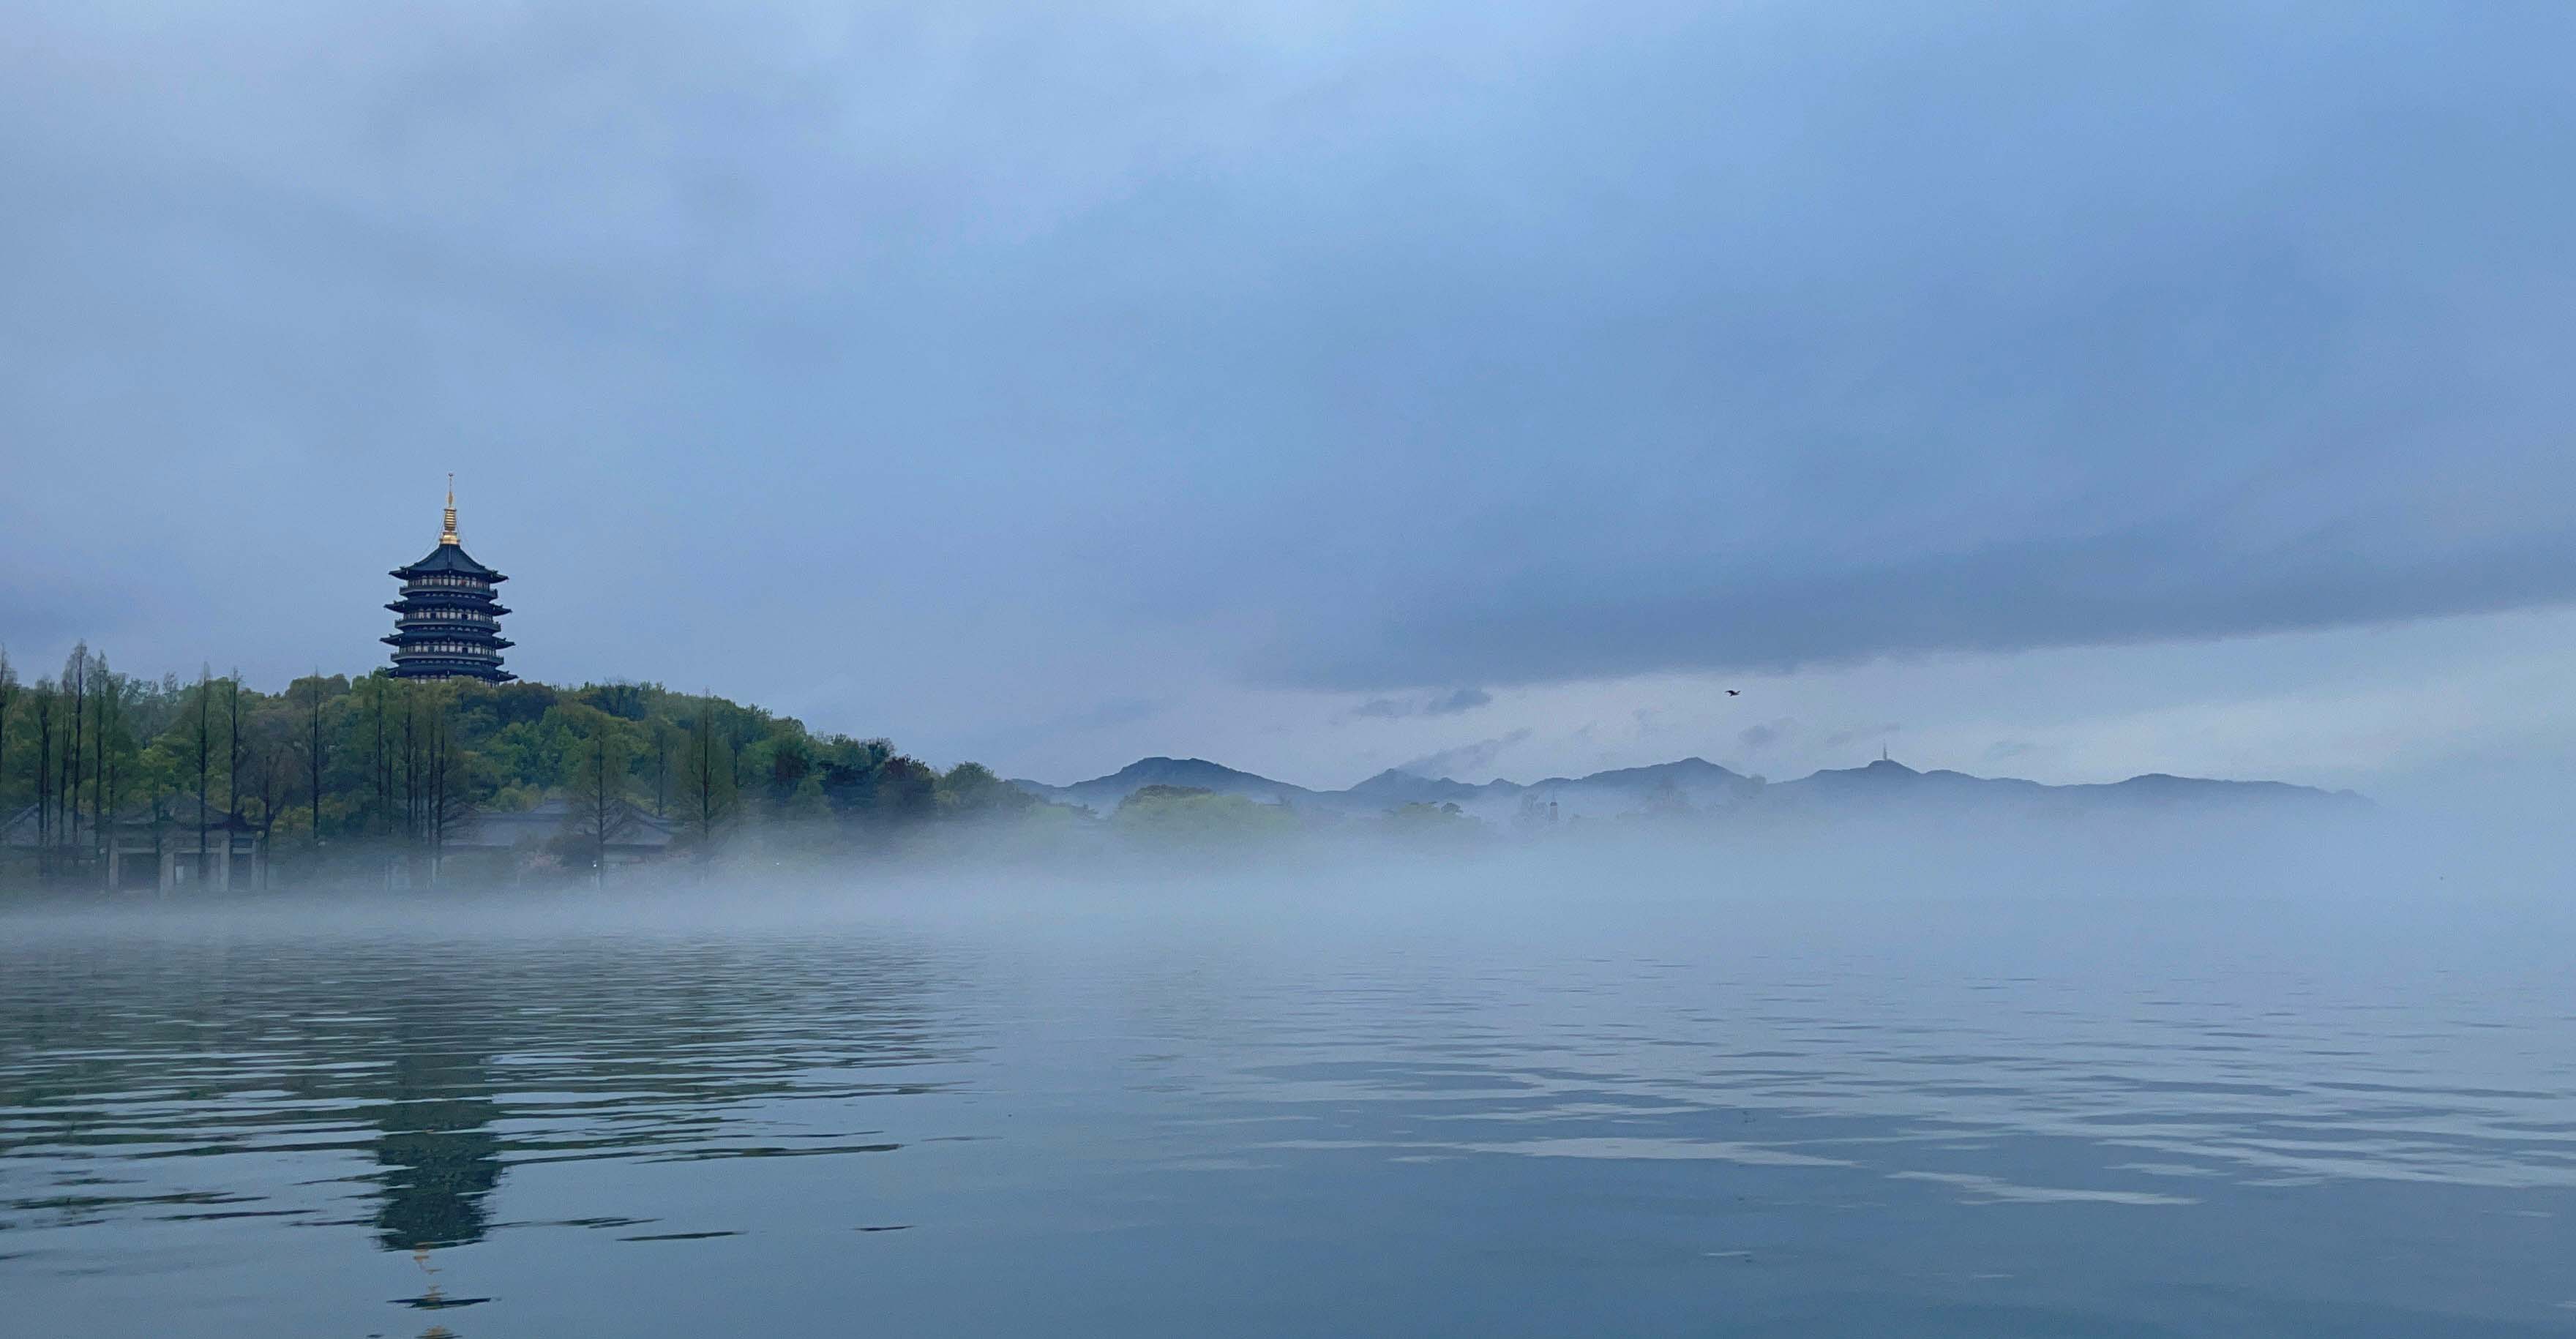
[0,644,1052,890]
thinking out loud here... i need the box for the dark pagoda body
[384,480,516,683]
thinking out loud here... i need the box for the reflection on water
[0,927,962,1335]
[376,1028,502,1253]
[3,890,2575,1337]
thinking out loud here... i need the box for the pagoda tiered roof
[389,543,506,581]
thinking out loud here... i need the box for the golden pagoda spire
[441,473,460,546]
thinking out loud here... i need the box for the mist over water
[5,818,2575,1336]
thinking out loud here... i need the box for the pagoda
[383,476,516,683]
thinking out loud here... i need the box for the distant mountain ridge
[1011,755,2365,822]
[1012,757,1322,814]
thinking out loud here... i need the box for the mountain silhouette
[1011,754,2364,822]
[1012,757,1320,813]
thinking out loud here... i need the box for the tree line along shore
[0,643,1074,891]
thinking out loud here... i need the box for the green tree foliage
[1381,800,1483,846]
[1110,784,1300,846]
[935,762,1036,817]
[0,657,1055,890]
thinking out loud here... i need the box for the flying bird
[1726,689,1740,696]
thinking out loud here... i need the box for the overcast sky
[6,1,2573,800]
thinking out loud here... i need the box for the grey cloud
[1824,724,1903,751]
[1272,525,2576,691]
[1352,687,1490,719]
[1399,729,1533,781]
[1065,697,1160,730]
[3,1,2572,766]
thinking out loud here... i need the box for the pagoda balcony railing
[389,641,503,655]
[386,631,504,648]
[400,581,495,597]
[392,610,504,625]
[386,601,513,619]
[393,590,505,607]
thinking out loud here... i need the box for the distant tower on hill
[383,475,516,683]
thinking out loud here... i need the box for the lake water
[5,856,2575,1336]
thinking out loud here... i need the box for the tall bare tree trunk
[33,683,55,883]
[369,677,389,885]
[427,702,444,887]
[684,691,734,863]
[92,659,117,889]
[654,724,669,819]
[400,680,419,884]
[306,672,325,842]
[225,670,244,825]
[593,736,610,886]
[151,772,171,899]
[195,665,213,885]
[64,645,86,871]
[0,646,15,826]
